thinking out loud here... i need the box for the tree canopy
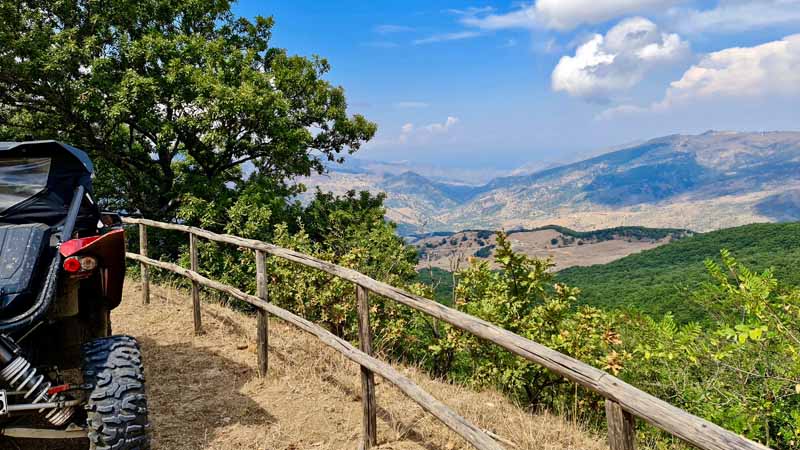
[0,0,376,217]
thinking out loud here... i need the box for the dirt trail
[2,282,605,450]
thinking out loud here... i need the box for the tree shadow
[0,434,86,450]
[136,336,276,449]
[201,308,294,367]
[202,305,446,450]
[0,333,276,450]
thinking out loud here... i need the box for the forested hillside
[557,222,800,323]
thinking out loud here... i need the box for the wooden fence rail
[122,217,771,450]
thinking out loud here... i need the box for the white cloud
[398,117,460,144]
[537,0,684,30]
[596,104,647,120]
[659,33,800,107]
[423,116,459,133]
[447,6,496,17]
[551,17,689,102]
[460,4,537,30]
[394,101,430,109]
[413,31,482,45]
[460,0,685,31]
[673,0,800,33]
[600,33,800,118]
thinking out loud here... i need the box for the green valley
[557,222,800,323]
[417,222,800,323]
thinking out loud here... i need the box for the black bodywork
[0,140,98,228]
[0,224,51,313]
[0,140,125,351]
[0,141,127,432]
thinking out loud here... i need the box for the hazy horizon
[337,128,800,173]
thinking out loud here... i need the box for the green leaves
[0,0,376,219]
[179,187,420,359]
[621,249,800,448]
[450,231,622,404]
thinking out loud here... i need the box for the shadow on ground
[0,333,273,450]
[137,336,275,449]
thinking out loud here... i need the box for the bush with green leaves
[619,250,800,448]
[177,187,431,358]
[433,232,624,406]
[419,235,799,448]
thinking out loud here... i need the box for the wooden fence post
[606,399,636,450]
[255,250,269,378]
[139,223,149,305]
[190,232,202,334]
[357,285,378,449]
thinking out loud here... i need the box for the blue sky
[234,1,800,169]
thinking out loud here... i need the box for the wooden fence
[122,217,770,450]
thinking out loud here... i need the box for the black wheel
[81,335,150,450]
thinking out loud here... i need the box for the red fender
[60,229,126,308]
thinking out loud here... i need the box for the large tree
[0,0,375,218]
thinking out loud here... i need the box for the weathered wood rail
[123,217,771,450]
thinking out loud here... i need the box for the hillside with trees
[557,222,800,323]
[304,131,800,234]
[413,231,800,448]
[413,224,691,271]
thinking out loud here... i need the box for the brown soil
[1,282,606,450]
[416,229,669,272]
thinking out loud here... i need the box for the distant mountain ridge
[302,131,800,234]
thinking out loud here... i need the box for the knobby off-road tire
[81,335,151,450]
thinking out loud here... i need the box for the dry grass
[121,281,607,450]
[1,281,608,450]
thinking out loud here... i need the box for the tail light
[63,256,97,273]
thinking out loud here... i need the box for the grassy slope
[409,225,689,241]
[556,222,800,323]
[507,225,691,242]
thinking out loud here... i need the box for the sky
[234,1,800,170]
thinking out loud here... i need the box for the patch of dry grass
[110,281,606,450]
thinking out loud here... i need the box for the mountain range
[300,131,800,234]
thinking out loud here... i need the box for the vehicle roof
[0,141,93,173]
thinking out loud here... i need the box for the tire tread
[82,335,150,450]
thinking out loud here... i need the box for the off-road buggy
[0,141,149,449]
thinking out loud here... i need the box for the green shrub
[620,250,800,448]
[474,245,495,258]
[438,232,621,405]
[418,233,800,448]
